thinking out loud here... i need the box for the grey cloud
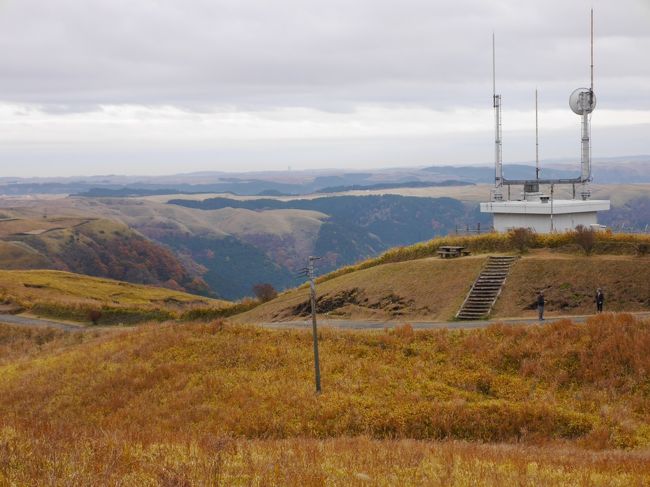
[0,0,648,111]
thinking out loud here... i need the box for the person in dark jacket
[595,288,604,313]
[537,291,545,320]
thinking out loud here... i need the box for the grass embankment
[495,253,650,318]
[235,256,487,323]
[0,269,233,325]
[237,252,650,323]
[0,314,649,484]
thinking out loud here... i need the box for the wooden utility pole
[308,256,322,394]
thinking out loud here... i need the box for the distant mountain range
[1,156,648,196]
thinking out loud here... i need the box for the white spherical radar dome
[569,88,597,115]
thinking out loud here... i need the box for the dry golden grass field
[1,314,649,484]
[0,269,231,325]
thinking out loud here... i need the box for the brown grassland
[493,253,650,317]
[238,252,650,323]
[0,269,232,325]
[314,231,650,285]
[235,256,487,323]
[1,313,649,484]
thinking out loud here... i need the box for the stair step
[456,255,519,320]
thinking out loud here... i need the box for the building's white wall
[493,212,598,233]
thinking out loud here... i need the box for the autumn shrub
[392,322,415,341]
[573,225,597,255]
[252,283,278,302]
[508,228,536,253]
[87,309,102,325]
[1,431,649,486]
[3,314,650,452]
[0,324,84,366]
[2,315,650,485]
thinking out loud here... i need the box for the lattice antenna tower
[492,34,503,201]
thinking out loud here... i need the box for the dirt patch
[288,288,363,318]
[367,293,415,315]
[279,288,424,320]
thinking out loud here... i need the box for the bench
[437,246,471,258]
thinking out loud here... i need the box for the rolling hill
[1,182,648,301]
[236,232,650,323]
[168,194,488,295]
[0,216,209,296]
[0,269,231,325]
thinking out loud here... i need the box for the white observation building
[480,11,610,233]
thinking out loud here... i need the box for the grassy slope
[0,269,230,324]
[0,216,208,294]
[494,253,650,318]
[235,255,487,323]
[0,241,50,269]
[1,315,649,484]
[236,252,650,323]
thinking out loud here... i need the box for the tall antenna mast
[492,33,496,96]
[569,9,597,200]
[493,33,503,201]
[590,8,594,93]
[535,89,539,181]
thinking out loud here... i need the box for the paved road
[0,314,84,332]
[2,311,649,333]
[258,312,650,330]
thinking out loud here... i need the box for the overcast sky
[0,0,648,177]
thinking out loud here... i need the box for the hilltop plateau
[237,232,650,324]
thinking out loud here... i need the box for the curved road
[0,314,85,332]
[2,312,649,332]
[257,312,650,330]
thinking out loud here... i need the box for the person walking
[595,288,604,313]
[537,291,545,321]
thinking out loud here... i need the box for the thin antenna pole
[590,8,594,92]
[492,33,496,97]
[535,89,539,181]
[492,33,503,200]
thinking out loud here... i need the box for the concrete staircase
[456,256,518,320]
